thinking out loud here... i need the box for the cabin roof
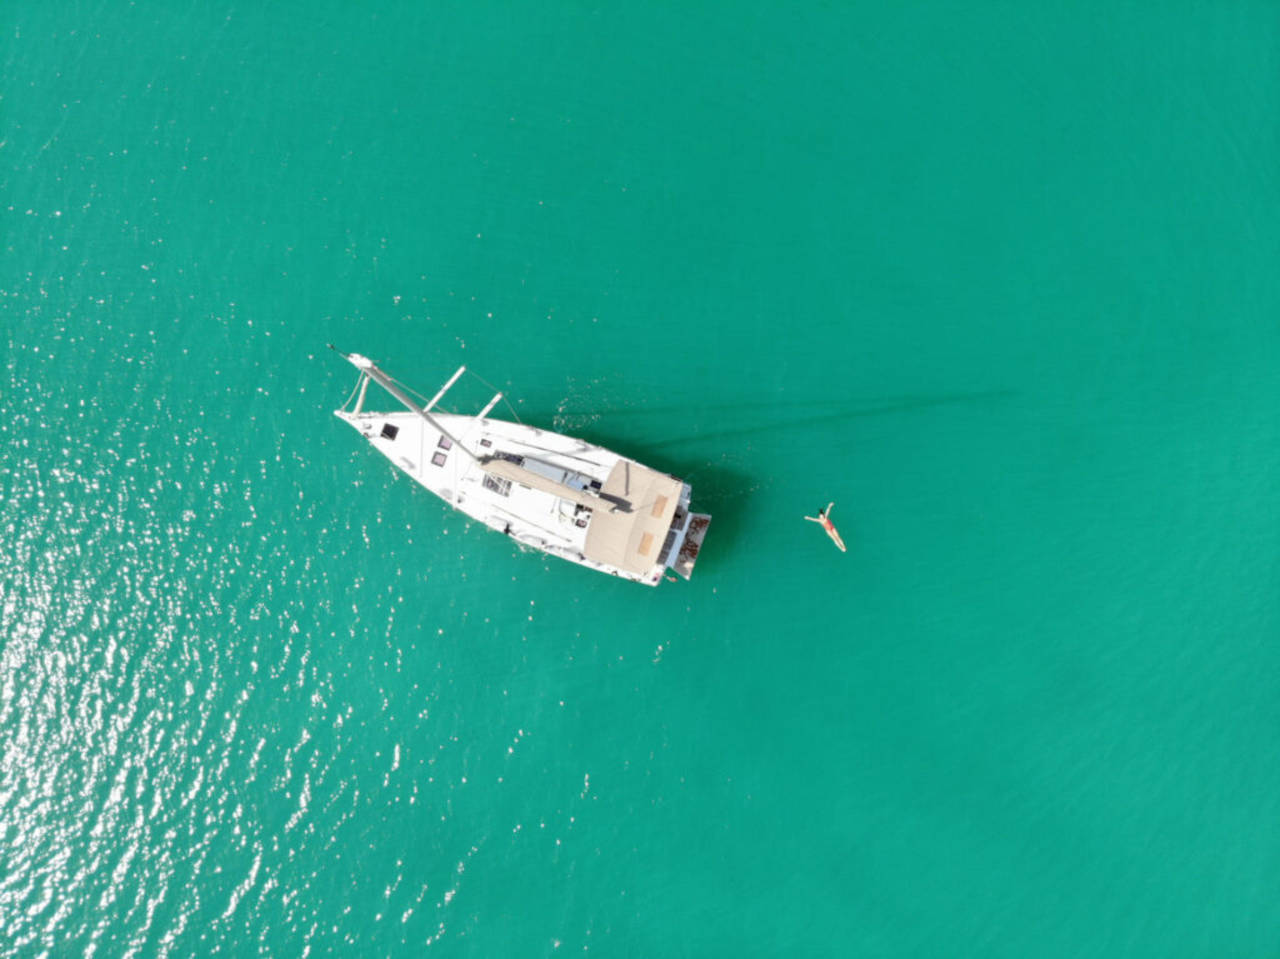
[582,460,682,574]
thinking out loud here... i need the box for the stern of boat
[670,513,710,579]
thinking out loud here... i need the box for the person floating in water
[804,502,847,552]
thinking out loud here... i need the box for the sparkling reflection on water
[2,338,363,954]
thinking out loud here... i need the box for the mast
[329,346,479,463]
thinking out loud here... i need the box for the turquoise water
[4,2,1279,955]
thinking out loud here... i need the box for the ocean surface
[3,3,1278,956]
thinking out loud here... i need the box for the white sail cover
[478,458,602,510]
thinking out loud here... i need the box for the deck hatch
[483,474,512,496]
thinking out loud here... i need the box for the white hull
[334,356,709,586]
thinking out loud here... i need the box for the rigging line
[383,373,434,407]
[382,371,463,417]
[500,395,525,425]
[466,368,525,425]
[385,370,473,419]
[373,364,518,422]
[339,372,364,412]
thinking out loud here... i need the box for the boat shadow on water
[528,389,1016,577]
[549,390,1016,446]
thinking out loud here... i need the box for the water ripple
[0,313,362,955]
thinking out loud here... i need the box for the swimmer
[804,502,847,552]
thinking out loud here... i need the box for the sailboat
[331,348,711,586]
